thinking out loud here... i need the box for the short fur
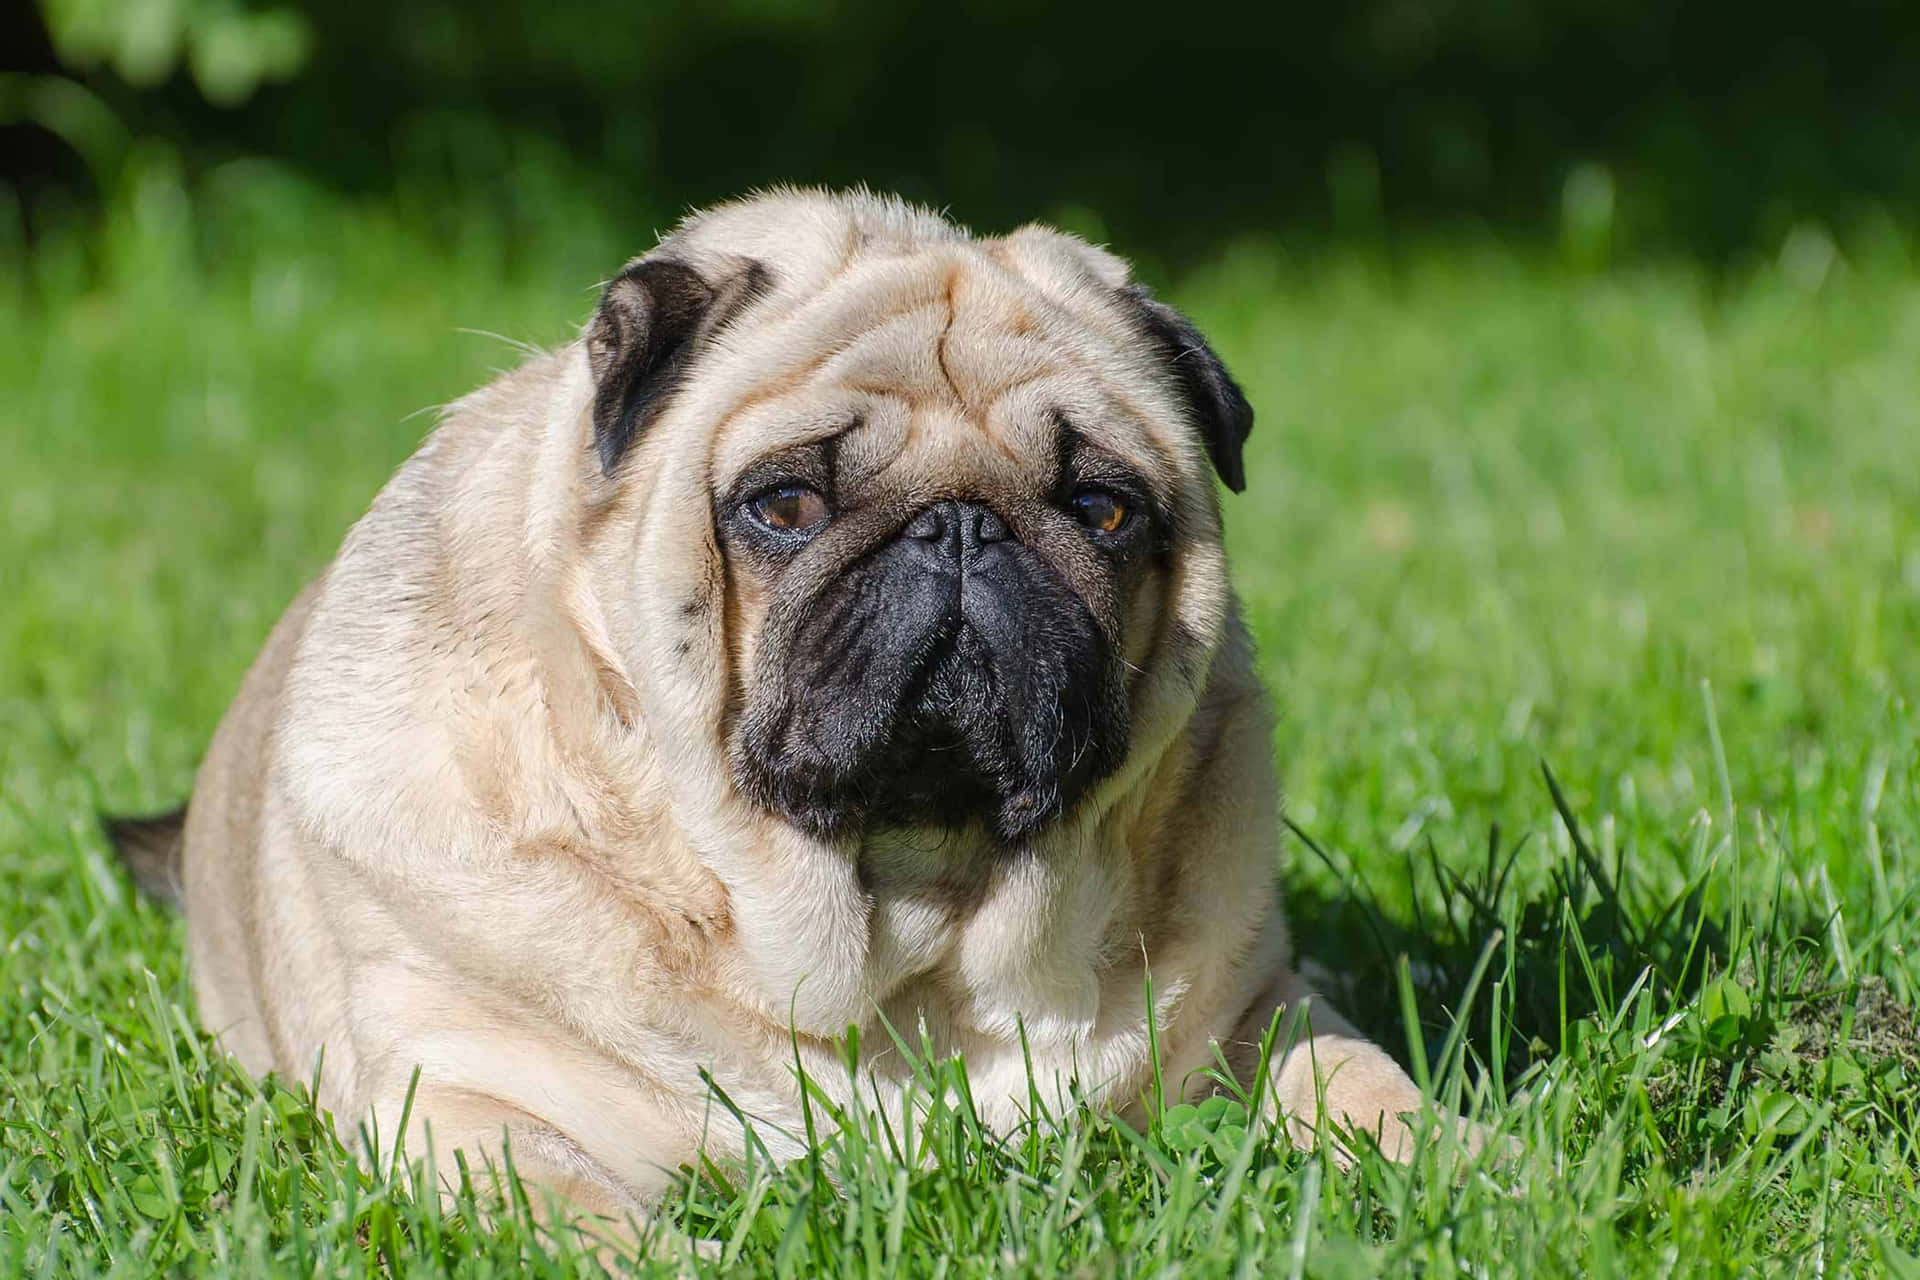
[112,190,1445,1229]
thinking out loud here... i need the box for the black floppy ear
[1119,286,1255,493]
[586,257,769,474]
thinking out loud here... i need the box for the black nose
[901,500,1010,564]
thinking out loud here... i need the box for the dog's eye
[749,484,830,532]
[1069,488,1131,535]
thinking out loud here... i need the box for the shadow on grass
[1280,761,1917,1101]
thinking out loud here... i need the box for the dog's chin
[862,727,1013,837]
[750,729,1081,846]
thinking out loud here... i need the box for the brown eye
[1070,488,1130,535]
[750,484,830,532]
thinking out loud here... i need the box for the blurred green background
[7,0,1920,272]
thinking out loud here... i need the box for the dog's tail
[103,807,187,907]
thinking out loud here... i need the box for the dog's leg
[363,1085,709,1264]
[1228,967,1454,1163]
[1264,975,1428,1160]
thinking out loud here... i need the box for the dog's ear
[586,257,768,474]
[1118,286,1255,493]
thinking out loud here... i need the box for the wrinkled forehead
[683,248,1187,496]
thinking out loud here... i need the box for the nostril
[902,501,1008,549]
[904,506,946,541]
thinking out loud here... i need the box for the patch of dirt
[1785,974,1920,1073]
[1644,972,1920,1119]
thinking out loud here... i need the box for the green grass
[4,165,1920,1275]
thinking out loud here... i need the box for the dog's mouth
[864,624,1011,829]
[735,602,1127,844]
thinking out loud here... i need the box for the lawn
[4,170,1919,1275]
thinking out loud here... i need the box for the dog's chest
[855,831,1120,1047]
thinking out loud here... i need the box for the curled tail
[103,807,187,907]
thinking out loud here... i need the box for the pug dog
[110,189,1451,1228]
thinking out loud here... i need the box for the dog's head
[582,191,1250,845]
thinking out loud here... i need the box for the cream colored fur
[178,189,1441,1232]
